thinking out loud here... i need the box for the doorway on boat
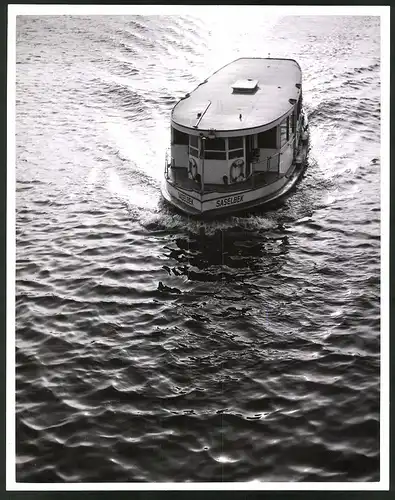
[167,127,203,192]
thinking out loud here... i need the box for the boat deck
[167,168,279,194]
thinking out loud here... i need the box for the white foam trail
[107,167,158,210]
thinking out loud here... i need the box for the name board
[215,194,244,208]
[178,191,194,206]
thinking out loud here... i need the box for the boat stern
[161,180,203,215]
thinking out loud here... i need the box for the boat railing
[164,148,171,179]
[267,150,281,173]
[266,135,297,173]
[164,152,201,193]
[287,134,296,157]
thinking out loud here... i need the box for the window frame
[280,115,291,148]
[228,137,243,150]
[187,136,246,161]
[290,111,296,135]
[204,150,227,160]
[189,135,199,148]
[189,146,199,158]
[227,136,245,160]
[172,127,189,146]
[203,137,226,160]
[257,127,277,149]
[204,137,226,151]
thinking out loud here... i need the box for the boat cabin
[162,57,308,215]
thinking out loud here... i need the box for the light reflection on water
[15,13,380,482]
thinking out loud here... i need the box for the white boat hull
[161,146,308,217]
[161,56,309,217]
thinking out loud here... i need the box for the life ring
[229,159,245,183]
[188,157,198,180]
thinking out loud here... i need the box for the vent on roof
[231,79,259,94]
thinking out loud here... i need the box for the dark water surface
[15,15,380,482]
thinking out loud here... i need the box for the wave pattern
[15,14,380,482]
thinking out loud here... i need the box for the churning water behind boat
[16,14,380,482]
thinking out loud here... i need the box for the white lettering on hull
[215,194,244,208]
[178,191,194,206]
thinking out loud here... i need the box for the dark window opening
[189,147,199,158]
[190,135,199,148]
[290,111,295,135]
[229,149,244,159]
[228,137,243,150]
[204,138,225,151]
[205,151,226,160]
[280,117,289,147]
[257,127,277,149]
[172,127,189,145]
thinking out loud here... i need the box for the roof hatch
[231,79,259,93]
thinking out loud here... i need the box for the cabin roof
[172,57,302,133]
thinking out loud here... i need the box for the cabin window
[190,135,199,148]
[189,146,199,158]
[205,151,227,160]
[189,135,199,158]
[204,138,225,150]
[228,136,244,159]
[280,117,290,147]
[290,111,296,135]
[257,127,276,149]
[228,137,243,150]
[229,149,244,159]
[172,127,189,145]
[203,137,226,160]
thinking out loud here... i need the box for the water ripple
[15,14,380,482]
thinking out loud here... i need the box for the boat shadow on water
[159,221,291,288]
[153,153,318,293]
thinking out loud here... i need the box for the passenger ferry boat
[161,57,309,216]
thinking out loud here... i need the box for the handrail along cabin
[161,57,309,215]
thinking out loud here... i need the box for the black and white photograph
[9,4,389,489]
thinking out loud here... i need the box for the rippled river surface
[15,14,381,482]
